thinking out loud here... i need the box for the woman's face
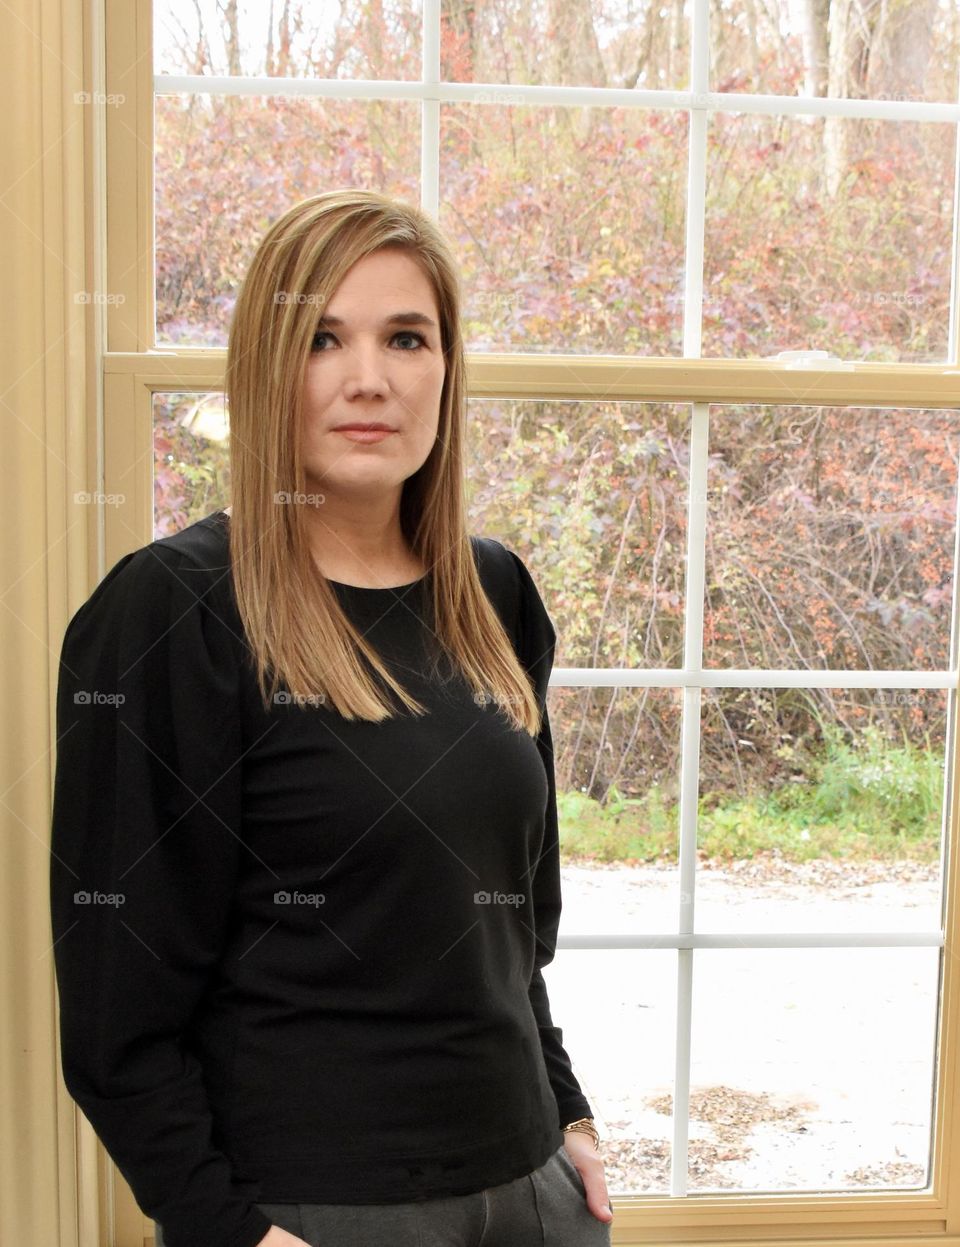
[299,246,446,506]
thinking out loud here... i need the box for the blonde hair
[224,188,542,734]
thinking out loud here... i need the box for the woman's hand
[255,1225,311,1246]
[563,1131,614,1224]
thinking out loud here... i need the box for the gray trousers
[154,1144,612,1246]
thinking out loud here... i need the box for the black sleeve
[506,548,595,1128]
[49,544,273,1247]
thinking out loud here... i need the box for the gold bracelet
[562,1116,600,1149]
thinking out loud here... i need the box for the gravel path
[550,854,940,1196]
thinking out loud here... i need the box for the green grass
[558,723,944,867]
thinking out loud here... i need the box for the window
[102,2,960,1242]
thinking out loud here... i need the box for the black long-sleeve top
[49,509,593,1247]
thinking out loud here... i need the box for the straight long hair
[224,189,542,734]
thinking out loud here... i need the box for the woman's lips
[335,427,396,443]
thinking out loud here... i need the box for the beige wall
[2,0,111,1243]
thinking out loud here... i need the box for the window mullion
[670,0,712,1198]
[421,0,440,220]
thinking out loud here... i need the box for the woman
[50,190,613,1247]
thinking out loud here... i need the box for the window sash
[102,0,960,1239]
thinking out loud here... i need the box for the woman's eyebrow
[315,311,438,329]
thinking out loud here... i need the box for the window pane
[548,949,677,1196]
[690,948,939,1192]
[465,398,691,667]
[154,0,421,80]
[441,0,691,91]
[703,405,960,671]
[154,391,230,535]
[710,0,960,103]
[703,113,955,363]
[155,94,420,346]
[441,104,688,355]
[549,684,683,922]
[697,687,946,933]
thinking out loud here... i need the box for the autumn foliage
[152,1,959,824]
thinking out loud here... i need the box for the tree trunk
[801,0,830,96]
[265,0,275,75]
[547,0,606,87]
[868,0,936,99]
[219,0,241,77]
[624,0,656,90]
[546,0,607,144]
[824,0,852,198]
[445,0,477,80]
[276,0,293,77]
[667,0,683,87]
[745,0,760,87]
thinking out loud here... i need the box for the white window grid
[154,0,960,1196]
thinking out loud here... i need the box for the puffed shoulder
[59,510,236,651]
[57,539,243,712]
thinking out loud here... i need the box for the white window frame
[99,1,960,1242]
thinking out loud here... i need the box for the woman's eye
[310,330,426,353]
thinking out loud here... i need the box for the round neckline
[327,573,428,593]
[208,510,428,593]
